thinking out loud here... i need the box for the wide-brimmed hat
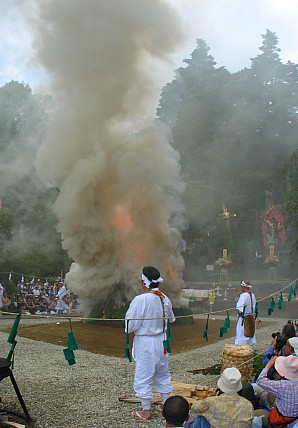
[275,355,298,380]
[217,367,242,393]
[288,337,298,355]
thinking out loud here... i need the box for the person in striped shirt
[253,355,298,428]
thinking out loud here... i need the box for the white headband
[142,273,164,289]
[241,281,252,288]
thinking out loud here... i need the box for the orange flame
[110,206,132,233]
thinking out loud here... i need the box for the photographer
[263,323,296,367]
[253,322,297,407]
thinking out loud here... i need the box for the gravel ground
[0,315,290,428]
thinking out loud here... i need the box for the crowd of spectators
[172,320,298,428]
[0,279,80,316]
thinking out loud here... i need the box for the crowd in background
[0,279,80,315]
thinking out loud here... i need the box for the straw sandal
[132,410,152,420]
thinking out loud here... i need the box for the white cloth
[0,283,3,309]
[235,291,256,346]
[56,285,69,311]
[125,291,175,403]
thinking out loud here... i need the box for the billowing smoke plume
[31,0,188,313]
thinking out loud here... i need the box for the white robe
[0,283,3,309]
[125,291,175,402]
[56,285,69,311]
[235,291,256,346]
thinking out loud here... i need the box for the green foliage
[157,30,298,275]
[2,281,18,296]
[283,150,298,257]
[173,306,194,325]
[253,352,264,378]
[0,208,14,239]
[0,81,69,278]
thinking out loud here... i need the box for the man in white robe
[0,283,3,311]
[125,266,175,420]
[55,283,69,314]
[235,280,256,347]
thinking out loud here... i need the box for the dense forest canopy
[157,30,298,279]
[0,29,297,286]
[0,81,70,285]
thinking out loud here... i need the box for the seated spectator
[1,292,11,312]
[38,294,49,313]
[163,395,190,427]
[286,338,298,357]
[252,355,298,428]
[238,381,260,410]
[25,295,37,315]
[47,296,57,313]
[8,296,19,313]
[18,293,27,313]
[189,368,254,427]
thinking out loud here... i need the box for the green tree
[157,31,298,278]
[283,150,298,259]
[0,81,70,277]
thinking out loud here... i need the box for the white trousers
[56,298,69,311]
[235,316,256,346]
[132,334,173,406]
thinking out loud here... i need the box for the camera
[271,332,285,352]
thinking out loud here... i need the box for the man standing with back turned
[125,266,175,420]
[235,280,256,347]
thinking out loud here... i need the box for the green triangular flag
[225,311,230,328]
[267,297,275,316]
[163,339,172,354]
[203,314,209,341]
[7,314,21,344]
[67,319,79,351]
[241,305,246,326]
[67,331,79,351]
[277,292,283,310]
[63,348,76,366]
[287,288,293,302]
[167,320,173,343]
[254,302,259,320]
[124,321,132,362]
[124,343,132,362]
[219,327,226,337]
[268,307,273,316]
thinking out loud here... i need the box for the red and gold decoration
[261,204,286,248]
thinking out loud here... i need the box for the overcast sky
[1,0,298,93]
